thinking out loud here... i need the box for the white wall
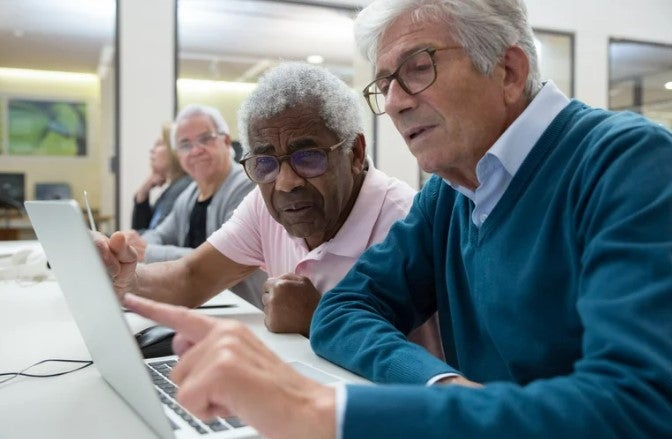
[118,0,175,230]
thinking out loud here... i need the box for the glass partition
[177,0,361,144]
[535,29,574,97]
[0,0,117,237]
[609,39,672,130]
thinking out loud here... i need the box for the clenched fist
[261,274,321,337]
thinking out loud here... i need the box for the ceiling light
[0,68,98,83]
[177,78,257,94]
[665,81,672,90]
[306,55,324,64]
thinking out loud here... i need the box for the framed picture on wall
[5,97,87,156]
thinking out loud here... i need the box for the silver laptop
[25,200,340,438]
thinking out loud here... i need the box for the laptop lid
[25,200,175,438]
[26,200,341,438]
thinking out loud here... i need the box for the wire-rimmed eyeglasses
[239,139,348,184]
[175,131,225,154]
[362,46,462,115]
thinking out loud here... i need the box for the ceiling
[0,0,367,83]
[0,0,116,74]
[2,0,671,80]
[1,0,670,118]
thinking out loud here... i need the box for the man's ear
[351,133,366,174]
[501,45,529,105]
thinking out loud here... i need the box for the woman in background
[131,123,191,231]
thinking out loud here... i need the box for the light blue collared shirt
[445,81,570,227]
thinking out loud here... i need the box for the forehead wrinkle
[376,44,432,78]
[250,110,335,155]
[376,12,452,75]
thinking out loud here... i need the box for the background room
[1,0,671,238]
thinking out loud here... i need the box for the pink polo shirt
[208,165,415,293]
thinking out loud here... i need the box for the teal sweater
[311,101,672,438]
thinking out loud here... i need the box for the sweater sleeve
[142,209,193,262]
[318,117,672,438]
[311,179,456,384]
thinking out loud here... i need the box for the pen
[83,190,97,231]
[196,304,238,309]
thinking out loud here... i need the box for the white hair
[355,0,542,99]
[237,62,363,154]
[171,104,230,149]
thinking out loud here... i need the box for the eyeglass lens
[366,49,437,115]
[244,149,329,184]
[177,132,218,153]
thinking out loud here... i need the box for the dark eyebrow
[251,144,275,155]
[177,130,213,144]
[287,138,319,152]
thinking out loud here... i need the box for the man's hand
[135,173,166,204]
[92,231,139,299]
[123,294,336,439]
[122,230,148,262]
[261,274,321,337]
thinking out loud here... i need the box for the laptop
[25,200,341,438]
[35,182,72,200]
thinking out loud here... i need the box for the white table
[0,243,366,438]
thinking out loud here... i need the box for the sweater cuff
[426,372,460,386]
[334,382,346,439]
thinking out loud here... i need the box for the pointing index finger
[123,294,213,341]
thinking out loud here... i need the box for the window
[176,0,360,142]
[0,1,116,230]
[609,39,672,130]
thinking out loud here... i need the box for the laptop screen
[35,183,72,200]
[0,172,25,210]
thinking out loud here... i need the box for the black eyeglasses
[175,131,225,154]
[363,46,462,115]
[239,139,348,184]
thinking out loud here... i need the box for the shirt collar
[444,81,570,197]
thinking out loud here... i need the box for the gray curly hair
[237,62,363,154]
[355,0,542,100]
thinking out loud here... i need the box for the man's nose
[384,79,416,115]
[187,144,206,156]
[274,161,304,192]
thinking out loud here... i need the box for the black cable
[0,359,93,385]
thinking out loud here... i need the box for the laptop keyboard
[146,359,248,434]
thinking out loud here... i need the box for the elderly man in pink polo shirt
[97,62,441,356]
